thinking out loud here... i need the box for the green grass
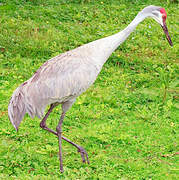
[0,0,178,179]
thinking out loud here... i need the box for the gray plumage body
[8,19,131,129]
[8,5,173,173]
[8,5,172,131]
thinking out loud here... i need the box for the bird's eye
[162,14,166,20]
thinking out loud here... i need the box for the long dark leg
[61,136,89,164]
[40,110,89,164]
[40,103,57,129]
[56,111,65,172]
[40,103,89,170]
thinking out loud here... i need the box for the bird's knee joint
[40,122,46,129]
[56,126,62,134]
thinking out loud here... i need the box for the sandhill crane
[8,5,173,172]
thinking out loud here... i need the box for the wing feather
[25,49,99,115]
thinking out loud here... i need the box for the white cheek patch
[158,13,164,26]
[151,10,164,26]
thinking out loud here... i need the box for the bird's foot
[77,146,90,164]
[60,168,64,173]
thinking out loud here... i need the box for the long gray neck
[104,10,149,56]
[88,10,149,68]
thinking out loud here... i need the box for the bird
[8,5,173,173]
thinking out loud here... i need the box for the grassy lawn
[0,0,178,179]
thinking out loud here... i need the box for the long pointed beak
[161,21,173,46]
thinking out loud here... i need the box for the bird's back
[21,46,100,118]
[9,28,122,120]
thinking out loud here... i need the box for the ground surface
[0,0,178,179]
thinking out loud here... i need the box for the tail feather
[8,87,26,131]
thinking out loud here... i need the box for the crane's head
[145,6,173,46]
